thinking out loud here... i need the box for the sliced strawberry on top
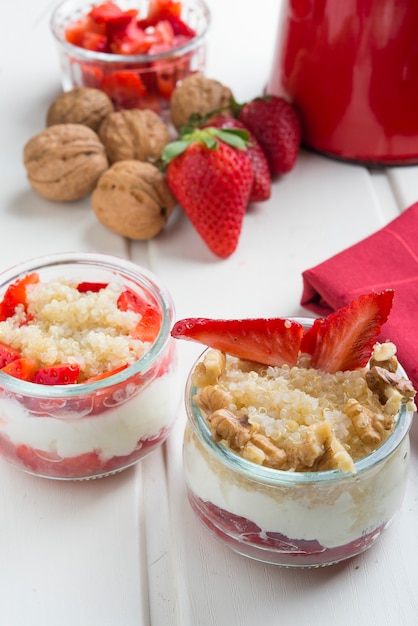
[117,288,149,314]
[301,290,394,373]
[1,358,39,382]
[77,281,108,293]
[132,304,162,343]
[171,317,304,367]
[0,272,40,321]
[0,343,21,368]
[33,363,81,385]
[118,289,162,343]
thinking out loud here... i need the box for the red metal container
[267,0,418,165]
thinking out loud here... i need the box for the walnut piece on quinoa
[192,344,416,474]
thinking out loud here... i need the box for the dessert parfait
[172,290,417,567]
[0,253,181,480]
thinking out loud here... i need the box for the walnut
[370,341,398,373]
[345,399,386,446]
[23,124,109,202]
[98,109,171,164]
[194,385,231,414]
[170,73,234,130]
[46,88,114,132]
[191,349,226,387]
[208,409,256,449]
[366,365,416,404]
[91,160,176,239]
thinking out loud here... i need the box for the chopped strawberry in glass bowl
[0,252,181,480]
[50,0,210,116]
[173,292,417,567]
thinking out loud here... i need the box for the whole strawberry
[203,115,271,203]
[162,128,254,258]
[234,95,301,175]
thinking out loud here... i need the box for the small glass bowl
[0,252,181,480]
[183,321,415,567]
[50,0,210,117]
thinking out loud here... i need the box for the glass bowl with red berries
[0,252,181,480]
[50,0,210,116]
[173,292,417,567]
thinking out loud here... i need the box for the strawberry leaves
[161,127,249,165]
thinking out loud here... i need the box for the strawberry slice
[1,358,39,381]
[117,288,148,313]
[301,290,394,373]
[117,289,162,343]
[33,363,81,385]
[77,281,108,293]
[88,2,133,29]
[171,317,304,367]
[0,272,39,321]
[100,71,147,109]
[0,342,21,368]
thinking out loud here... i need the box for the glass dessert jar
[50,0,210,117]
[0,252,181,480]
[183,323,415,567]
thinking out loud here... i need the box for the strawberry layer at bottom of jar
[0,426,171,480]
[187,491,386,568]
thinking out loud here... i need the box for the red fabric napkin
[301,202,418,390]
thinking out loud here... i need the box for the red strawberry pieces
[301,290,394,373]
[172,290,395,373]
[33,364,81,385]
[171,317,304,367]
[117,288,162,343]
[164,128,254,258]
[236,95,301,175]
[0,272,39,321]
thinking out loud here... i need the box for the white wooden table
[1,1,418,624]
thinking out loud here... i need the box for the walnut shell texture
[46,87,114,132]
[98,109,171,164]
[91,160,176,239]
[23,124,109,202]
[170,73,234,129]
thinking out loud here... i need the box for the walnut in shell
[91,160,176,239]
[170,73,234,130]
[23,124,109,202]
[46,87,114,132]
[98,109,171,164]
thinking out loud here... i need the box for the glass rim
[50,0,211,64]
[185,329,415,486]
[0,251,175,398]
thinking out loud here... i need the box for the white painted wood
[1,0,418,625]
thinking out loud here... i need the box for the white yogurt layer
[183,429,410,549]
[0,366,182,459]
